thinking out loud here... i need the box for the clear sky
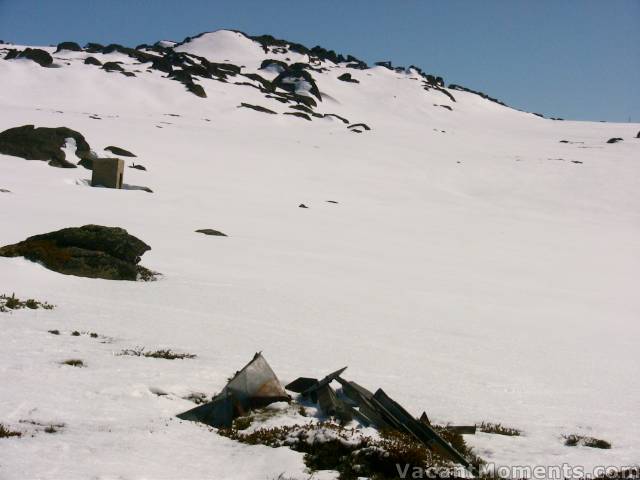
[1,0,638,122]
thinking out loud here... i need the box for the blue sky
[1,0,638,122]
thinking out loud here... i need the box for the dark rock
[102,62,124,72]
[0,188,10,193]
[298,204,308,209]
[195,229,227,237]
[284,112,311,121]
[5,48,53,67]
[239,103,277,114]
[0,125,91,168]
[55,42,81,53]
[375,61,392,69]
[273,63,321,101]
[436,104,452,111]
[84,56,102,66]
[121,71,136,77]
[636,131,640,138]
[105,146,136,157]
[322,113,349,124]
[186,83,206,98]
[0,225,156,281]
[289,104,314,114]
[260,59,288,73]
[337,73,359,83]
[448,84,505,107]
[348,123,371,131]
[129,163,146,171]
[84,43,104,53]
[606,137,623,144]
[326,200,338,204]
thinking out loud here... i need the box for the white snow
[0,30,639,480]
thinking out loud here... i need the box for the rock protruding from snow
[4,48,53,67]
[0,125,91,168]
[0,225,156,281]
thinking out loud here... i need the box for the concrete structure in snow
[91,158,124,188]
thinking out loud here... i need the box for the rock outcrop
[0,125,91,168]
[0,225,157,281]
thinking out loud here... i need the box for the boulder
[55,42,82,52]
[5,48,53,67]
[0,225,156,281]
[0,125,91,168]
[606,137,623,144]
[337,73,359,83]
[102,61,124,72]
[84,56,102,66]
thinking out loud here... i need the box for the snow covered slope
[0,30,639,479]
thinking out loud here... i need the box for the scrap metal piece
[300,366,347,396]
[336,378,392,429]
[445,425,477,435]
[177,352,289,428]
[371,389,476,476]
[226,352,290,409]
[419,412,475,434]
[177,389,235,428]
[285,377,318,394]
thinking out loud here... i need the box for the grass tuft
[0,293,54,312]
[478,422,521,436]
[563,434,611,449]
[0,424,22,438]
[118,346,196,360]
[219,421,482,479]
[61,359,84,367]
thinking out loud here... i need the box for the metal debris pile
[178,353,477,477]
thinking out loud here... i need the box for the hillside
[0,30,639,479]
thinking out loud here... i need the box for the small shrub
[219,422,481,479]
[61,359,84,367]
[118,346,196,360]
[0,424,21,438]
[44,425,58,434]
[233,416,253,431]
[0,293,54,312]
[563,434,611,449]
[478,422,521,436]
